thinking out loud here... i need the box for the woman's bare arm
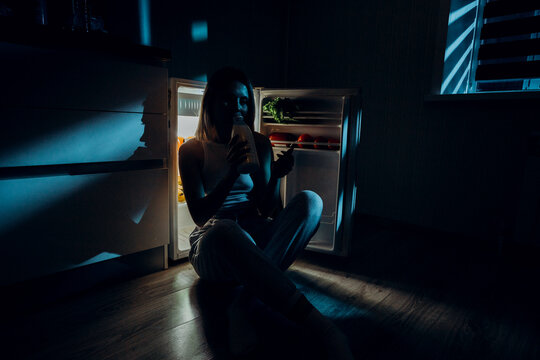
[251,133,281,217]
[179,139,241,227]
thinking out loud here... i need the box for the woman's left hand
[271,146,294,178]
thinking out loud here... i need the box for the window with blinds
[441,0,540,94]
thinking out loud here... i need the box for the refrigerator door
[259,89,361,256]
[168,78,206,260]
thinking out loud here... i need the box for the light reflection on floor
[289,264,465,336]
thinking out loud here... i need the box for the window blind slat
[478,38,540,59]
[483,0,539,19]
[475,60,540,80]
[481,16,540,39]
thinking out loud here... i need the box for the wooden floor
[3,218,539,359]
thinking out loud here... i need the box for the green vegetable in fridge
[262,97,298,123]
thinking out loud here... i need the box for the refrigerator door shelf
[320,213,336,224]
[169,78,207,261]
[176,201,194,256]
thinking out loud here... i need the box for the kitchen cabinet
[0,32,171,285]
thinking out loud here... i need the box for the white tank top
[201,140,254,216]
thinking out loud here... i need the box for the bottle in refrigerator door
[177,137,185,203]
[231,115,260,174]
[178,177,185,202]
[177,136,195,204]
[177,136,185,154]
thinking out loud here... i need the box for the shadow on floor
[192,279,329,360]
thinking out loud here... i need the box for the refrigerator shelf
[320,214,336,225]
[271,140,341,149]
[263,110,342,117]
[262,118,342,127]
[277,110,339,115]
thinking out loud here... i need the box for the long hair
[195,67,256,142]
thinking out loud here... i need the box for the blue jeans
[188,190,322,312]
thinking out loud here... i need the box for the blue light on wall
[448,1,478,25]
[444,22,475,62]
[139,0,152,46]
[191,21,208,42]
[441,42,473,94]
[441,0,478,94]
[193,74,208,82]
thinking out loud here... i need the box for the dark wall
[285,0,538,241]
[10,0,289,87]
[150,0,290,87]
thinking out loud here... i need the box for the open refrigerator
[168,79,361,260]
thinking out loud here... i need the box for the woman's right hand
[226,134,250,173]
[272,145,294,178]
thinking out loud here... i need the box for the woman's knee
[297,190,323,219]
[198,219,254,254]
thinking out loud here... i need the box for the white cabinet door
[0,108,167,167]
[0,168,169,285]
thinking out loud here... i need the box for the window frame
[432,0,540,98]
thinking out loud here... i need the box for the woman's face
[211,80,249,143]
